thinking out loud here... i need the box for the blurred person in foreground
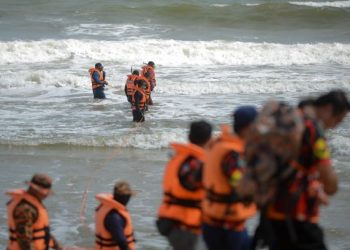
[95,181,136,250]
[202,106,258,250]
[242,90,350,250]
[157,120,212,250]
[6,173,62,250]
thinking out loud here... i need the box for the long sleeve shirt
[92,71,106,85]
[104,210,129,250]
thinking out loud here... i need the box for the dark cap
[95,62,103,69]
[26,173,54,195]
[113,181,137,196]
[132,70,139,75]
[147,61,155,67]
[29,173,52,189]
[233,106,257,133]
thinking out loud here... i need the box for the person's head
[233,106,258,138]
[147,61,155,68]
[132,70,139,76]
[188,120,212,147]
[27,173,53,200]
[113,181,136,206]
[95,62,104,71]
[314,90,350,129]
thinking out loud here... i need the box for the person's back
[141,61,156,105]
[131,80,147,122]
[125,70,139,103]
[157,120,212,250]
[95,181,136,250]
[202,106,258,250]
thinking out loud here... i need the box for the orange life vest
[202,126,256,230]
[267,118,326,224]
[125,75,138,96]
[137,75,151,101]
[89,67,104,89]
[131,87,146,111]
[158,143,205,233]
[267,162,321,223]
[95,193,135,250]
[7,189,53,250]
[141,65,156,87]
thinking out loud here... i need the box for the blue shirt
[104,210,129,250]
[92,71,106,85]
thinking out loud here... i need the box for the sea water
[0,0,349,249]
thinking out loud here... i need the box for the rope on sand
[79,121,143,224]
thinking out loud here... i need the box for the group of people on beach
[88,61,157,123]
[5,89,350,250]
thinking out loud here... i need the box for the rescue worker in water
[89,62,109,99]
[124,70,139,103]
[6,173,62,250]
[141,61,156,105]
[131,79,147,123]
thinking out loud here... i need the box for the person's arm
[103,71,108,85]
[13,201,38,250]
[124,84,128,96]
[105,211,129,250]
[312,135,337,195]
[92,72,104,85]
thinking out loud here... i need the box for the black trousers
[132,109,144,122]
[266,219,327,250]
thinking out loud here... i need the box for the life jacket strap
[164,192,201,208]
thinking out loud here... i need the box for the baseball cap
[233,106,258,130]
[26,173,54,195]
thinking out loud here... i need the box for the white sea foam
[0,129,185,149]
[289,0,350,8]
[210,4,229,7]
[65,24,166,39]
[0,39,349,66]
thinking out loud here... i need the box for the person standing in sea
[89,62,109,99]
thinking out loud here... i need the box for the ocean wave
[0,130,186,149]
[290,1,350,8]
[0,39,349,66]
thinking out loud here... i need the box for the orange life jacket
[141,65,156,87]
[202,125,256,230]
[95,193,135,250]
[267,162,321,223]
[89,67,104,89]
[125,75,138,96]
[158,143,205,233]
[137,75,151,100]
[131,87,146,111]
[267,118,325,224]
[7,189,53,250]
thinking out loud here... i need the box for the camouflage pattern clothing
[12,200,39,250]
